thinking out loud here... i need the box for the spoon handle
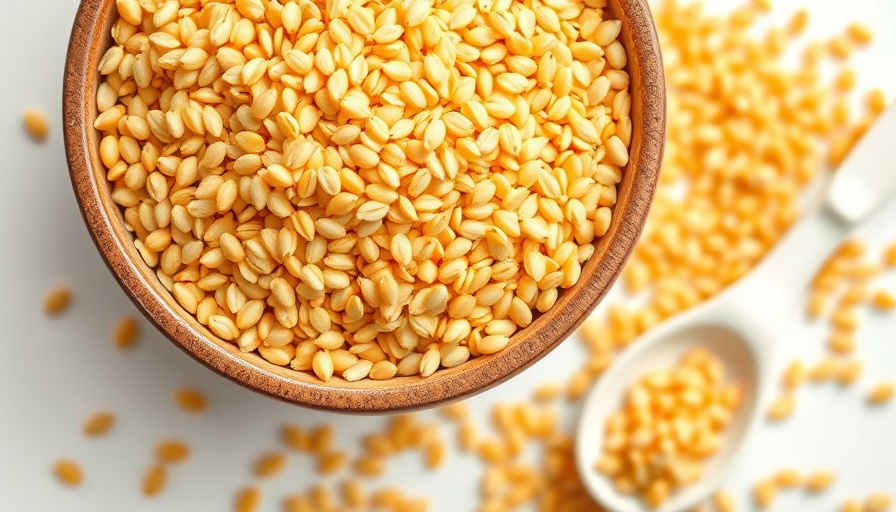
[726,102,896,359]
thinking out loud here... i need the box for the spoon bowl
[575,314,761,512]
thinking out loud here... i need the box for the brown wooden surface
[63,0,665,413]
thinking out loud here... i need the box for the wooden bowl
[64,0,664,413]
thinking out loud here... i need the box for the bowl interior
[64,0,664,413]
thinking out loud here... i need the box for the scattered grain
[804,469,836,492]
[767,394,796,421]
[865,493,893,512]
[754,479,776,508]
[235,486,261,512]
[53,459,83,487]
[83,411,115,437]
[174,388,207,413]
[44,286,72,315]
[254,452,287,478]
[23,109,49,141]
[156,440,189,464]
[868,382,895,404]
[142,464,167,497]
[114,315,139,349]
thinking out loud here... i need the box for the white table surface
[1,0,894,510]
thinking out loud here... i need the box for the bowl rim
[63,0,665,414]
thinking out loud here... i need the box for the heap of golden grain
[95,0,633,381]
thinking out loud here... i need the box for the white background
[0,0,894,510]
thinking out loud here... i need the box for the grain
[783,361,806,390]
[53,460,83,486]
[44,286,72,315]
[774,468,802,488]
[835,359,863,386]
[844,499,863,512]
[23,109,49,141]
[254,452,287,478]
[533,382,563,402]
[865,493,893,512]
[114,315,139,349]
[767,394,796,421]
[142,464,167,497]
[804,469,836,492]
[871,290,896,311]
[341,479,367,508]
[235,486,261,512]
[847,23,873,44]
[156,440,189,464]
[713,489,736,512]
[96,0,631,382]
[868,382,895,404]
[281,424,310,452]
[175,388,207,413]
[318,451,348,475]
[755,479,776,508]
[439,402,470,422]
[83,411,115,437]
[310,424,335,455]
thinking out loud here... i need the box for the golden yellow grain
[142,464,167,497]
[53,459,83,486]
[773,468,802,488]
[235,486,261,512]
[871,290,896,311]
[309,424,334,455]
[341,479,367,508]
[714,489,736,512]
[114,315,139,349]
[254,452,287,478]
[83,411,115,437]
[156,440,189,464]
[533,382,563,402]
[438,402,470,421]
[754,479,776,508]
[788,9,809,35]
[829,35,853,59]
[836,359,863,386]
[97,0,630,382]
[44,286,72,315]
[836,68,857,91]
[767,394,796,421]
[809,357,841,382]
[867,89,888,116]
[281,424,310,452]
[174,388,207,413]
[805,469,836,492]
[829,332,857,354]
[868,382,895,404]
[596,349,739,507]
[783,360,806,389]
[23,109,49,141]
[310,484,335,510]
[424,440,446,470]
[354,455,385,477]
[831,308,858,331]
[843,498,862,512]
[318,451,348,475]
[865,493,893,512]
[847,22,874,44]
[282,495,313,512]
[808,291,828,318]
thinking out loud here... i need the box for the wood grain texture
[63,0,665,413]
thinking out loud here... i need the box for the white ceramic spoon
[575,102,896,512]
